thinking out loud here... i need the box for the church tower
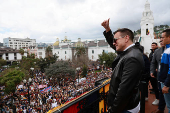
[140,0,155,54]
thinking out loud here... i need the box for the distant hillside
[134,25,170,37]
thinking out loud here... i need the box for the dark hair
[162,29,170,37]
[140,45,144,53]
[152,42,157,46]
[113,28,134,41]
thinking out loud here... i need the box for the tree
[18,56,37,78]
[45,61,75,83]
[98,52,117,68]
[75,47,86,57]
[19,48,24,58]
[45,46,53,57]
[36,54,58,72]
[82,65,88,77]
[0,69,25,107]
[0,59,6,67]
[27,53,35,59]
[72,47,89,69]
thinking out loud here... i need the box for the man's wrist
[106,27,111,33]
[164,86,169,88]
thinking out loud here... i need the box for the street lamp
[103,61,106,71]
[30,67,34,77]
[23,78,32,105]
[76,67,80,83]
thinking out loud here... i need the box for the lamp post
[23,78,32,105]
[76,67,80,83]
[103,61,106,71]
[30,67,34,78]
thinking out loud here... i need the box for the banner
[40,86,52,93]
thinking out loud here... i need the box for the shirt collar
[124,43,135,51]
[166,43,170,49]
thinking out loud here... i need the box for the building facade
[0,46,27,65]
[3,37,36,50]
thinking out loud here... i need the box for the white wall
[88,46,115,61]
[17,53,22,60]
[8,53,14,60]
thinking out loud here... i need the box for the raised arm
[101,18,115,50]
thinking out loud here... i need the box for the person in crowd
[140,46,150,101]
[149,42,158,62]
[149,42,160,105]
[101,18,144,113]
[159,29,170,113]
[151,37,166,113]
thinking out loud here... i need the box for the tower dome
[75,38,84,47]
[53,38,59,46]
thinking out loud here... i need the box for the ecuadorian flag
[147,29,150,35]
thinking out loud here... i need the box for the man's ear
[125,35,129,43]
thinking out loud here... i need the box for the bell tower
[140,0,154,54]
[140,0,154,37]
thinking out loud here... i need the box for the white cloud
[0,0,170,43]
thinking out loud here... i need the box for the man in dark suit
[101,18,144,113]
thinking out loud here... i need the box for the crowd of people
[0,65,112,113]
[1,19,170,113]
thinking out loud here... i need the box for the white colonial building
[51,37,115,61]
[0,46,27,64]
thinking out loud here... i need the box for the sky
[0,0,170,43]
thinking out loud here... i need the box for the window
[6,53,8,56]
[92,50,94,54]
[103,50,105,53]
[39,52,42,55]
[14,53,16,56]
[65,51,67,54]
[58,52,59,54]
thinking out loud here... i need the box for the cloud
[0,0,170,43]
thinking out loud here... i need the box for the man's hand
[162,86,169,94]
[150,73,155,78]
[101,18,111,32]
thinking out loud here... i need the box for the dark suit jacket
[150,47,164,79]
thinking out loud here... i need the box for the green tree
[36,54,58,72]
[0,59,6,67]
[75,47,86,57]
[19,48,24,58]
[0,69,25,106]
[27,53,35,59]
[98,52,117,68]
[37,58,48,72]
[45,61,75,85]
[73,47,89,70]
[45,46,53,57]
[82,65,88,77]
[19,56,37,74]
